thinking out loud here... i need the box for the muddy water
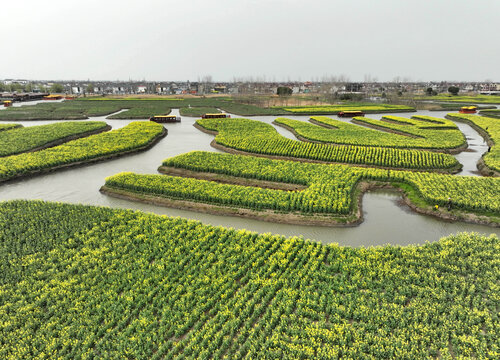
[0,108,497,246]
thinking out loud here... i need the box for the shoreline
[101,171,499,228]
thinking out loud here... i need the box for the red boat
[149,115,181,123]
[338,110,365,117]
[3,100,12,107]
[459,106,477,114]
[201,113,231,119]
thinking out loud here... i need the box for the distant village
[1,79,500,99]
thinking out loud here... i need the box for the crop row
[0,98,290,121]
[0,121,165,181]
[277,104,415,114]
[0,200,497,359]
[196,117,460,171]
[103,151,500,221]
[446,113,499,175]
[0,121,109,157]
[0,123,21,132]
[275,115,465,151]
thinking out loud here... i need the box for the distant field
[419,95,500,104]
[179,107,221,117]
[276,103,415,114]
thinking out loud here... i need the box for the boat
[459,106,477,114]
[201,113,231,119]
[338,110,365,117]
[149,115,181,123]
[64,96,76,100]
[3,100,12,107]
[43,94,63,100]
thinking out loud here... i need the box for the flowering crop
[0,200,497,358]
[196,118,460,171]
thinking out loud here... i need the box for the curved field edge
[446,113,499,177]
[102,168,499,227]
[0,122,166,183]
[0,199,498,359]
[272,117,467,154]
[0,122,111,158]
[193,120,462,173]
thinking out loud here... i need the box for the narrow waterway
[0,107,497,246]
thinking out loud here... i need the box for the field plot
[0,101,123,120]
[102,151,500,226]
[0,124,21,132]
[0,122,166,182]
[479,109,500,119]
[196,117,460,171]
[0,121,109,157]
[0,200,497,359]
[275,115,466,151]
[446,113,500,176]
[419,94,500,104]
[276,103,415,114]
[179,107,221,117]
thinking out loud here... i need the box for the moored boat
[201,113,231,119]
[338,110,365,117]
[459,106,477,114]
[149,115,181,123]
[3,100,12,107]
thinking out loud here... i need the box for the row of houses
[2,79,500,96]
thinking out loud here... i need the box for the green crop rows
[196,117,460,171]
[276,103,415,114]
[0,122,165,182]
[103,151,500,223]
[479,109,500,119]
[0,200,498,359]
[0,121,108,157]
[0,123,21,132]
[275,115,465,151]
[446,113,500,174]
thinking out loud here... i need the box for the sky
[1,0,499,82]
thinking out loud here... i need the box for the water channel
[0,106,498,247]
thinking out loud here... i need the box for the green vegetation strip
[179,107,221,117]
[196,117,460,171]
[277,103,415,114]
[103,151,500,225]
[0,98,291,120]
[419,94,500,104]
[274,115,465,151]
[0,101,122,120]
[446,113,500,176]
[479,109,500,119]
[0,123,21,132]
[0,200,498,358]
[0,121,109,157]
[0,122,165,182]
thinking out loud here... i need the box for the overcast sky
[2,0,499,82]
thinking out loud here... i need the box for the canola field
[0,200,498,359]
